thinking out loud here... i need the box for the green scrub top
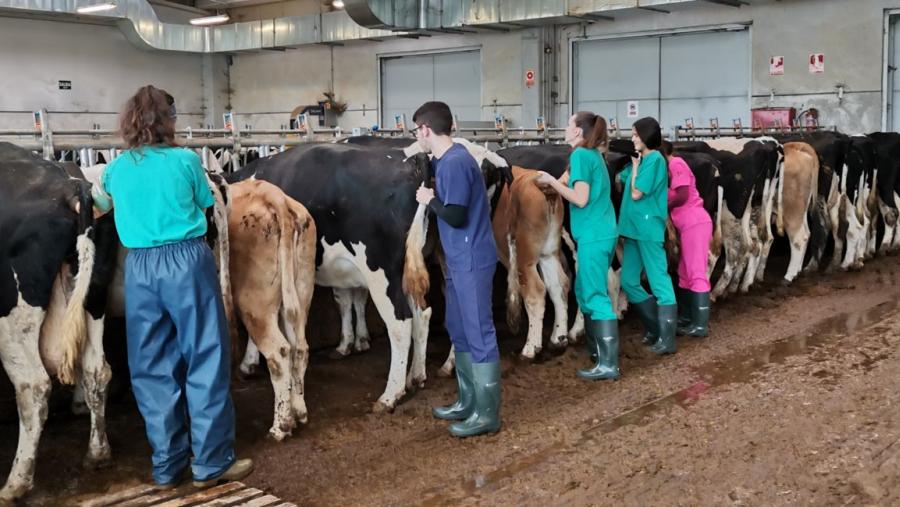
[617,149,668,243]
[568,147,617,243]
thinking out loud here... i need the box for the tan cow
[775,142,820,283]
[228,179,317,441]
[495,166,570,359]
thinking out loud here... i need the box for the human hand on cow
[416,184,435,206]
[534,171,558,189]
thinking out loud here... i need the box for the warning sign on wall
[809,53,825,74]
[627,101,639,118]
[769,56,784,76]
[525,69,536,88]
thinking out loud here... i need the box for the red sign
[525,69,536,88]
[809,53,825,74]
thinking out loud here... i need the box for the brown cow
[496,166,570,359]
[438,164,572,374]
[228,179,317,441]
[775,142,820,283]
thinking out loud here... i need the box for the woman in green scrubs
[618,117,677,355]
[536,112,620,380]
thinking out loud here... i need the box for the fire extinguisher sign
[525,69,536,88]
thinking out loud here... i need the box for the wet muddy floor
[4,253,900,506]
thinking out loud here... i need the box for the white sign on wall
[769,56,784,76]
[627,101,639,118]
[809,53,825,74]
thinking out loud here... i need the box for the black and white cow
[0,142,118,503]
[226,143,436,412]
[676,138,783,299]
[868,132,900,254]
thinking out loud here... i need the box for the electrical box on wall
[751,107,796,130]
[290,101,337,129]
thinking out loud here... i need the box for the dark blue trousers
[444,265,500,363]
[124,238,235,484]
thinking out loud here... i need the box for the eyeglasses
[408,123,427,137]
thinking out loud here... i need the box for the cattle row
[2,129,899,502]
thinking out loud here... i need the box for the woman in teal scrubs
[618,117,677,355]
[536,112,620,380]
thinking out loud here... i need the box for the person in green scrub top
[617,117,677,355]
[536,112,620,380]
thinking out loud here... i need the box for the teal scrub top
[618,149,668,242]
[101,146,214,249]
[568,147,617,243]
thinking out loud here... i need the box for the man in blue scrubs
[413,101,501,438]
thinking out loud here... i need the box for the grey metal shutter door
[381,50,481,126]
[573,36,660,128]
[659,30,750,130]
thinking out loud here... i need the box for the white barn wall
[0,16,225,131]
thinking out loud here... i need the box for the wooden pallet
[79,481,295,507]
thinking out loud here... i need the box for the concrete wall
[555,0,899,133]
[0,16,226,131]
[1,0,897,134]
[229,29,532,130]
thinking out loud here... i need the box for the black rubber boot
[432,351,475,421]
[632,296,660,346]
[577,319,620,381]
[449,361,501,438]
[676,287,691,332]
[678,291,710,338]
[650,304,677,355]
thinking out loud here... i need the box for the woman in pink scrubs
[661,141,712,337]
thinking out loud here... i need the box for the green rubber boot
[432,351,475,421]
[678,291,710,338]
[632,296,660,346]
[676,287,691,332]
[449,361,501,438]
[650,304,678,355]
[577,319,620,381]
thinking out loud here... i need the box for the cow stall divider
[0,109,838,170]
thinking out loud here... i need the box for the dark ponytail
[574,111,608,151]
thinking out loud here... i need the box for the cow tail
[402,204,430,310]
[506,188,524,332]
[776,156,786,236]
[59,184,97,385]
[279,208,302,327]
[712,185,724,256]
[210,181,238,366]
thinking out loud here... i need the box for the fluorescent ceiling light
[333,0,345,8]
[76,2,116,13]
[190,13,230,25]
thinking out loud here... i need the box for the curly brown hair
[119,85,177,149]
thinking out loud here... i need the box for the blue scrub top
[434,143,498,272]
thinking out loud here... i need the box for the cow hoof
[517,352,538,363]
[548,337,569,350]
[780,278,792,287]
[268,427,292,442]
[328,348,351,360]
[437,365,455,377]
[295,411,309,425]
[372,401,396,414]
[238,365,258,379]
[406,375,426,390]
[83,452,112,470]
[354,340,371,353]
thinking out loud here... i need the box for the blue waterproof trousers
[124,238,235,485]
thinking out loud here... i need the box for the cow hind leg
[365,274,413,412]
[280,311,309,427]
[407,302,432,390]
[0,304,51,503]
[330,288,356,358]
[784,221,811,283]
[352,288,371,353]
[439,343,456,377]
[239,338,261,377]
[79,316,112,468]
[518,264,547,359]
[539,255,569,350]
[245,316,296,441]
